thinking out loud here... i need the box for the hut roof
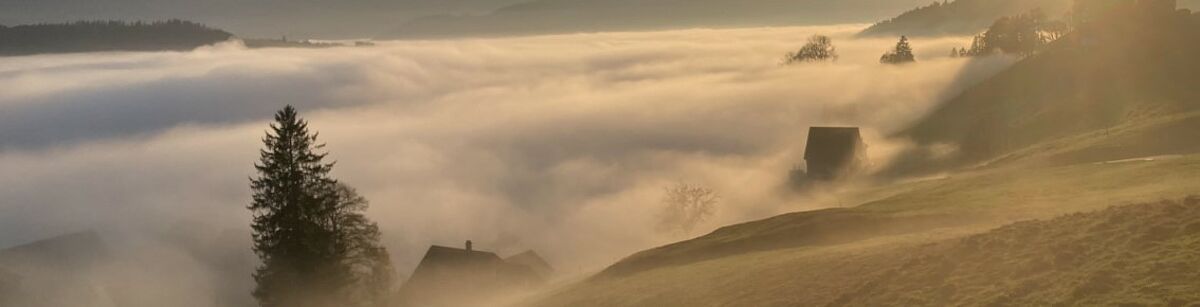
[503,250,554,278]
[418,245,504,266]
[0,231,107,272]
[400,244,550,305]
[804,127,864,162]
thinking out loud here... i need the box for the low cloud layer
[0,25,1013,305]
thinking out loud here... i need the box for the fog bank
[0,25,1013,305]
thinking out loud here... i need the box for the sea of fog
[0,25,1013,305]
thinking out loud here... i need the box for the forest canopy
[0,20,232,56]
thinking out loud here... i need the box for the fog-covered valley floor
[0,25,1015,305]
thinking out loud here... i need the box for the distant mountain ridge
[0,0,527,38]
[892,4,1200,175]
[0,231,114,307]
[379,0,932,39]
[859,0,1073,37]
[862,0,1200,37]
[0,20,232,56]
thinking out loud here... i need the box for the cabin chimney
[465,240,473,252]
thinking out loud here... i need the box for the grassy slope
[525,10,1200,307]
[833,198,1200,306]
[526,155,1200,307]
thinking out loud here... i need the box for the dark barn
[803,127,869,181]
[396,241,553,306]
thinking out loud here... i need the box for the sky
[0,0,529,38]
[0,0,936,39]
[0,25,1014,305]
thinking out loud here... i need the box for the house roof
[419,245,504,265]
[0,231,115,307]
[503,250,554,278]
[803,127,864,162]
[399,244,550,305]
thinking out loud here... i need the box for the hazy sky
[0,0,528,37]
[0,25,1013,305]
[0,0,933,38]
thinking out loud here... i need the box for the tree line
[783,35,916,65]
[950,9,1069,58]
[0,20,232,56]
[787,5,1081,65]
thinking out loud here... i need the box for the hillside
[859,0,1073,37]
[890,6,1200,176]
[378,0,931,39]
[525,153,1200,306]
[831,198,1200,306]
[0,20,232,56]
[522,7,1200,306]
[861,0,1200,37]
[0,232,114,307]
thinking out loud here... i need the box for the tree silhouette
[881,36,917,64]
[249,106,393,307]
[784,35,838,64]
[960,9,1058,57]
[0,20,231,56]
[656,183,719,235]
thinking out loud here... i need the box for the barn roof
[503,250,554,278]
[418,245,504,265]
[804,127,864,161]
[0,231,107,272]
[400,244,551,305]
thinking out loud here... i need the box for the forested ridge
[0,20,232,56]
[860,0,1073,37]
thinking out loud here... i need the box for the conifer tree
[881,36,917,64]
[249,105,393,307]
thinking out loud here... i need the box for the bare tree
[784,35,838,64]
[656,183,719,234]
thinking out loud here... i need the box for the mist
[0,25,1014,305]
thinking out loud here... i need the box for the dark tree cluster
[955,9,1068,57]
[0,20,232,56]
[784,35,839,64]
[784,34,921,66]
[880,36,917,64]
[250,106,393,307]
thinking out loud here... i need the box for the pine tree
[881,36,917,64]
[249,105,393,307]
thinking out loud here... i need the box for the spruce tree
[249,106,393,307]
[881,36,917,64]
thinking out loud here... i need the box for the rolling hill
[890,5,1200,175]
[525,155,1200,306]
[521,5,1200,307]
[830,197,1200,306]
[0,232,114,307]
[860,0,1200,37]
